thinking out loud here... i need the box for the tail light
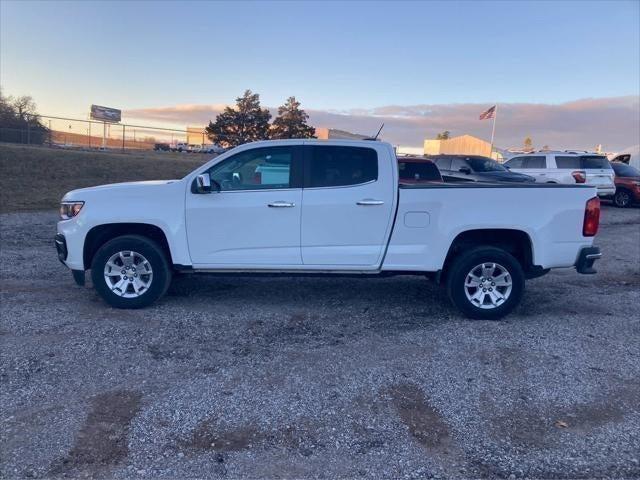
[583,197,600,237]
[572,170,586,183]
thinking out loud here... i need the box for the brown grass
[0,143,209,213]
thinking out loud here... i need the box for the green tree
[270,96,315,139]
[205,90,271,148]
[524,136,533,152]
[436,130,451,140]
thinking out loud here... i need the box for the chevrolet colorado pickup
[56,140,602,319]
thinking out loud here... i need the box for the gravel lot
[1,205,639,479]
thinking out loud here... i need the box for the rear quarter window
[580,155,611,169]
[555,156,581,169]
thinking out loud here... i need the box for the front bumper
[54,233,85,285]
[54,233,67,262]
[575,246,601,274]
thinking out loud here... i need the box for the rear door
[301,144,395,267]
[521,155,548,182]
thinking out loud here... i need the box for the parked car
[397,156,443,184]
[56,140,601,320]
[504,151,615,197]
[431,155,535,183]
[202,144,226,154]
[608,162,640,207]
[172,142,189,152]
[153,143,170,151]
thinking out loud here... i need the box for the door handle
[357,199,384,206]
[268,201,295,208]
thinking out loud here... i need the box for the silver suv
[504,151,615,196]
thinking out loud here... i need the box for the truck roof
[236,139,391,148]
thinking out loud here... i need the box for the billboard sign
[90,104,121,123]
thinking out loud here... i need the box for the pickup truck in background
[55,140,602,319]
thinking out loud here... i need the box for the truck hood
[62,180,179,201]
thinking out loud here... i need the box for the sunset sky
[1,0,639,150]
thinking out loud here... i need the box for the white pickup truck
[56,140,602,319]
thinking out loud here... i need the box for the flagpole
[489,104,498,159]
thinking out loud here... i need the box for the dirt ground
[1,202,639,479]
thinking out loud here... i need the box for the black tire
[614,188,632,208]
[446,246,524,320]
[91,235,172,309]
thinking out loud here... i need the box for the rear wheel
[446,246,524,320]
[91,235,172,309]
[614,188,632,208]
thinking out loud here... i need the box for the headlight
[60,201,84,220]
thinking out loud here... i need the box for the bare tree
[12,95,38,121]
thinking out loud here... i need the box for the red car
[397,156,443,184]
[610,162,640,207]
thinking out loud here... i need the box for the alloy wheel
[103,250,153,298]
[464,262,513,310]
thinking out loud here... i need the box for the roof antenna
[366,123,384,141]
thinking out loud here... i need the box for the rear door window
[305,146,378,188]
[523,156,546,168]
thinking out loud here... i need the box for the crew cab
[56,140,602,319]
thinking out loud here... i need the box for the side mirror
[459,166,471,174]
[195,174,220,194]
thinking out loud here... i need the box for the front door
[185,146,303,267]
[301,144,395,267]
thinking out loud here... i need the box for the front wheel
[91,235,172,309]
[446,246,524,320]
[614,189,632,208]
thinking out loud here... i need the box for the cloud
[125,96,639,151]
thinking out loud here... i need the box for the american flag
[479,105,496,120]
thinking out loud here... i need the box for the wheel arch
[440,228,536,281]
[83,223,173,270]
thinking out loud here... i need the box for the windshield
[612,162,640,177]
[467,158,507,172]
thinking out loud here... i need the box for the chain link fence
[0,115,196,152]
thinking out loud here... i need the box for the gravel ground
[1,205,639,479]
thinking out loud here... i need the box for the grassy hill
[0,144,209,213]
